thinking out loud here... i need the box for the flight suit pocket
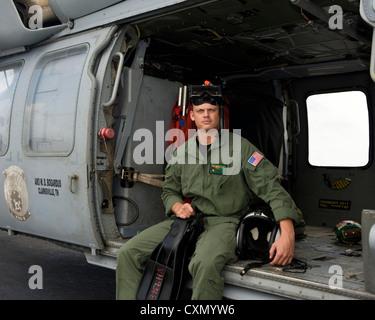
[208,163,229,191]
[181,164,204,195]
[219,222,237,245]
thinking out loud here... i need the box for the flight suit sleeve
[241,141,304,226]
[161,162,184,217]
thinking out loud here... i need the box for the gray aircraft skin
[1,0,375,299]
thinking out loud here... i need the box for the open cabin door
[0,25,138,254]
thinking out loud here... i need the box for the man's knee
[189,249,223,277]
[117,238,140,263]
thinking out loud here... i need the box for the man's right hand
[172,202,195,219]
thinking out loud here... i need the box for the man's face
[190,103,220,131]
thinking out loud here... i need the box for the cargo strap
[121,168,164,188]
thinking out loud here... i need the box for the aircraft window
[0,62,23,156]
[23,46,87,156]
[306,91,369,167]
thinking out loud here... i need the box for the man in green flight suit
[116,83,305,300]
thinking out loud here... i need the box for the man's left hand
[269,219,295,266]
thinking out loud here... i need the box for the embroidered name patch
[248,152,263,167]
[209,164,227,175]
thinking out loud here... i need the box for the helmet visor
[241,213,280,261]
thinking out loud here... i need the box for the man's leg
[188,220,238,300]
[116,219,174,300]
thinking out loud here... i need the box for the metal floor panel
[224,226,375,300]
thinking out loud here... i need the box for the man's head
[190,102,220,131]
[189,82,223,131]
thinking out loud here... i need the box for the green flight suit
[116,131,305,300]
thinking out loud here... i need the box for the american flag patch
[248,152,263,167]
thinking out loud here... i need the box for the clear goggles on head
[189,84,224,106]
